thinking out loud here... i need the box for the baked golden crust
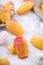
[16,1,33,15]
[41,4,43,10]
[0,5,10,23]
[8,43,16,54]
[30,35,43,50]
[0,57,10,65]
[15,37,28,59]
[4,1,14,17]
[6,19,24,35]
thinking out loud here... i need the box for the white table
[0,0,43,65]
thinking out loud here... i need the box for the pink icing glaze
[23,0,32,2]
[10,9,14,12]
[0,5,8,13]
[8,1,14,15]
[13,36,23,48]
[7,19,17,23]
[0,31,8,45]
[0,5,2,7]
[0,38,7,45]
[9,1,14,5]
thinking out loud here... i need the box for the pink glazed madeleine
[0,31,9,45]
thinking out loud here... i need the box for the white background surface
[0,0,43,65]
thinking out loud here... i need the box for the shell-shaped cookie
[0,5,10,23]
[16,1,33,15]
[30,35,43,50]
[0,31,8,45]
[4,1,15,17]
[0,57,10,65]
[13,36,28,59]
[6,19,24,35]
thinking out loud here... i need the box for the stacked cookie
[0,1,15,24]
[8,36,28,59]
